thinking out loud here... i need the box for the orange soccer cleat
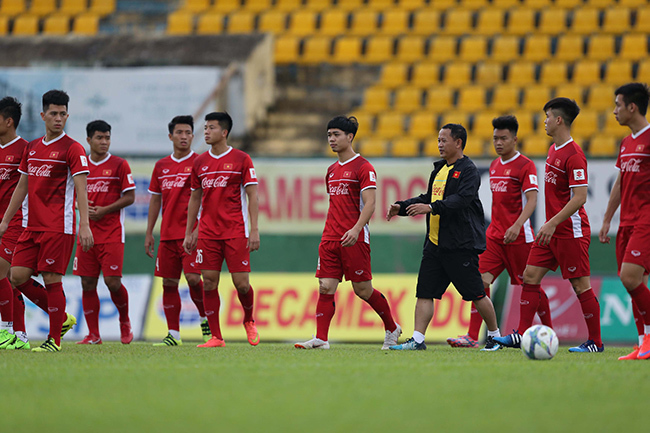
[618,345,640,361]
[638,334,650,360]
[197,336,226,348]
[244,321,260,346]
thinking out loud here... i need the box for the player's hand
[144,233,155,258]
[341,227,360,247]
[599,221,611,244]
[79,224,94,252]
[406,203,431,217]
[248,229,260,252]
[535,221,556,246]
[503,224,521,244]
[386,203,400,221]
[183,231,198,255]
[0,221,8,239]
[88,205,108,221]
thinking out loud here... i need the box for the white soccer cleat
[294,337,330,350]
[382,323,402,350]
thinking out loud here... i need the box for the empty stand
[391,137,421,157]
[380,62,409,88]
[411,62,440,88]
[73,13,99,35]
[364,36,395,63]
[197,12,225,34]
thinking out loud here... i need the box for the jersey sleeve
[615,140,623,171]
[358,162,377,191]
[18,144,29,175]
[120,160,136,192]
[566,153,589,187]
[148,163,161,195]
[521,160,539,192]
[242,154,258,187]
[68,142,90,176]
[190,158,201,191]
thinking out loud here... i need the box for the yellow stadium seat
[491,85,520,112]
[475,9,505,36]
[604,60,633,86]
[424,138,442,157]
[619,34,648,61]
[359,138,389,157]
[633,6,650,33]
[427,0,456,10]
[197,12,225,33]
[363,87,391,114]
[459,0,490,10]
[243,0,272,13]
[29,0,55,17]
[637,59,650,84]
[588,135,618,157]
[443,62,472,87]
[258,10,286,33]
[491,35,520,63]
[586,35,614,62]
[603,113,627,136]
[426,87,454,113]
[440,111,470,131]
[288,9,316,36]
[522,85,552,111]
[44,14,70,35]
[396,36,425,62]
[523,35,551,62]
[364,36,395,64]
[462,138,485,157]
[458,36,487,62]
[602,8,630,34]
[391,137,421,157]
[443,9,472,36]
[304,0,329,10]
[0,16,8,35]
[507,8,535,36]
[472,111,500,140]
[539,62,568,86]
[301,36,331,64]
[209,0,241,14]
[492,0,519,6]
[428,35,457,62]
[319,10,347,36]
[572,110,599,138]
[523,135,552,157]
[587,84,616,110]
[227,11,255,33]
[522,0,552,6]
[381,9,409,36]
[0,0,25,17]
[517,112,535,140]
[409,112,437,139]
[12,14,38,35]
[350,9,378,36]
[412,62,440,88]
[367,0,395,10]
[375,113,405,139]
[72,13,99,35]
[394,87,423,113]
[350,112,374,139]
[571,8,600,35]
[507,62,536,86]
[60,0,88,15]
[555,84,585,106]
[167,11,194,35]
[538,9,567,36]
[458,86,487,112]
[555,35,584,61]
[619,0,647,6]
[180,0,211,13]
[335,0,364,11]
[413,9,440,36]
[89,0,116,17]
[572,60,601,85]
[476,62,503,86]
[586,0,617,7]
[275,0,303,12]
[380,62,409,88]
[275,35,301,63]
[397,0,427,11]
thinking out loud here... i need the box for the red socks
[0,277,13,322]
[632,299,645,336]
[162,284,181,332]
[203,289,223,340]
[110,285,130,323]
[365,289,397,332]
[45,282,66,346]
[468,286,490,340]
[316,293,335,341]
[577,288,602,346]
[82,290,101,337]
[537,288,553,328]
[12,289,25,333]
[16,279,48,312]
[629,283,650,326]
[188,280,206,317]
[518,283,541,333]
[237,286,255,323]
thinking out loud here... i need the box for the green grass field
[3,341,646,433]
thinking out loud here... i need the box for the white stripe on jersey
[240,185,250,238]
[521,190,534,243]
[359,191,370,244]
[64,169,75,235]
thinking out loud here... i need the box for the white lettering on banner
[87,181,110,193]
[544,171,558,185]
[490,180,508,192]
[161,176,187,189]
[601,294,633,326]
[0,168,12,180]
[28,164,53,177]
[202,176,229,189]
[620,158,641,173]
[329,183,350,195]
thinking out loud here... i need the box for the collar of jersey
[338,153,360,166]
[209,146,232,159]
[171,150,195,163]
[42,132,66,146]
[632,123,650,139]
[554,138,573,151]
[0,135,21,149]
[90,153,111,166]
[499,151,521,165]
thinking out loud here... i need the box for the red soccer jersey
[190,147,258,240]
[486,152,537,244]
[544,138,590,239]
[0,136,28,229]
[18,133,89,235]
[616,124,650,227]
[321,154,377,244]
[83,154,135,244]
[148,151,197,241]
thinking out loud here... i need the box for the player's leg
[620,263,650,358]
[197,269,226,348]
[104,276,132,344]
[78,276,102,344]
[154,241,184,345]
[231,272,259,346]
[351,279,401,349]
[38,272,66,350]
[0,257,14,347]
[7,288,29,350]
[567,275,604,353]
[185,271,210,342]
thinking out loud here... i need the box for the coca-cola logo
[28,164,53,177]
[87,180,110,193]
[490,180,508,192]
[620,158,642,173]
[161,176,187,189]
[329,182,350,195]
[545,171,558,185]
[202,175,229,188]
[0,167,13,180]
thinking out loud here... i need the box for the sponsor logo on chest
[28,164,54,177]
[620,157,642,173]
[88,180,110,193]
[545,171,558,185]
[161,176,188,189]
[490,180,509,192]
[202,175,230,189]
[329,182,350,195]
[0,167,13,180]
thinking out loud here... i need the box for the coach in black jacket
[386,123,502,351]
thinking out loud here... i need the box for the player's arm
[342,187,375,247]
[183,188,202,255]
[0,173,28,238]
[387,171,434,221]
[245,184,260,252]
[145,193,161,258]
[504,189,538,244]
[74,173,94,252]
[536,185,587,246]
[599,171,621,244]
[89,189,135,221]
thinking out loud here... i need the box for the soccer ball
[520,325,559,360]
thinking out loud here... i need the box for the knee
[318,280,335,295]
[186,273,201,287]
[10,273,27,288]
[620,273,642,291]
[522,269,538,285]
[103,279,121,292]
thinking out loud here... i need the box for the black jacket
[396,155,486,252]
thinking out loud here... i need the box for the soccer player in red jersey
[73,120,135,345]
[447,115,552,348]
[0,90,93,352]
[294,116,401,350]
[599,83,650,360]
[146,115,209,346]
[184,112,260,348]
[495,98,603,353]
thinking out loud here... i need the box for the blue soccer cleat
[493,331,522,348]
[568,340,604,353]
[480,336,503,352]
[389,337,427,351]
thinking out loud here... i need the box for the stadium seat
[523,135,552,157]
[411,62,440,88]
[43,14,70,35]
[12,14,38,36]
[304,0,329,10]
[619,0,647,6]
[587,84,616,110]
[381,9,409,36]
[458,36,487,62]
[443,9,472,36]
[507,8,535,36]
[197,12,225,34]
[603,113,627,136]
[362,87,391,114]
[275,35,301,63]
[523,35,551,62]
[394,87,423,113]
[412,9,441,36]
[180,0,210,13]
[602,8,630,34]
[243,0,272,13]
[364,36,395,64]
[428,36,457,62]
[227,11,255,33]
[522,85,552,111]
[572,60,601,85]
[637,59,650,84]
[380,62,409,88]
[408,112,437,139]
[0,16,7,35]
[301,36,332,64]
[507,62,536,86]
[288,10,316,36]
[391,137,421,157]
[29,0,55,17]
[492,0,519,6]
[490,85,520,112]
[350,9,378,36]
[0,0,25,17]
[60,0,88,15]
[440,111,470,132]
[275,0,303,12]
[167,11,194,35]
[208,0,241,14]
[586,0,618,7]
[89,0,116,17]
[538,9,567,36]
[458,86,487,112]
[319,10,348,36]
[351,112,374,139]
[426,87,454,113]
[375,113,405,139]
[570,8,600,35]
[522,0,552,7]
[517,112,535,139]
[586,34,614,61]
[555,35,584,61]
[633,6,650,33]
[397,0,427,11]
[475,62,503,86]
[491,35,520,63]
[424,138,441,156]
[555,84,585,106]
[335,0,364,11]
[367,0,396,10]
[472,111,500,140]
[72,13,99,35]
[396,36,425,63]
[619,34,648,61]
[539,62,568,86]
[604,60,633,85]
[572,110,599,138]
[359,138,388,157]
[461,137,485,157]
[427,0,456,10]
[442,62,472,87]
[475,8,505,36]
[588,135,618,157]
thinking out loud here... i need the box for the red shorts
[527,236,591,279]
[0,222,24,264]
[616,225,650,274]
[316,240,372,282]
[479,237,532,285]
[12,230,75,275]
[155,239,201,279]
[195,237,251,273]
[73,242,125,278]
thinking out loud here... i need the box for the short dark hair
[205,112,233,137]
[168,115,194,134]
[86,120,111,138]
[543,97,580,126]
[327,116,359,139]
[0,96,22,129]
[492,115,518,136]
[615,82,650,116]
[42,89,69,112]
[441,123,468,149]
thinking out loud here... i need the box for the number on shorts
[196,249,203,264]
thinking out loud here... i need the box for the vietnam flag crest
[102,169,112,176]
[452,171,460,178]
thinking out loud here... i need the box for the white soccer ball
[520,325,559,360]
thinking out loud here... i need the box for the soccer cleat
[76,335,102,345]
[382,323,402,350]
[120,321,133,344]
[638,334,650,360]
[61,313,77,338]
[0,329,15,349]
[493,331,522,348]
[243,321,259,346]
[618,345,640,361]
[6,337,30,350]
[446,334,479,348]
[294,337,330,350]
[568,340,604,353]
[153,333,182,347]
[480,336,502,352]
[200,319,211,343]
[197,336,226,348]
[389,337,426,351]
[32,337,61,352]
